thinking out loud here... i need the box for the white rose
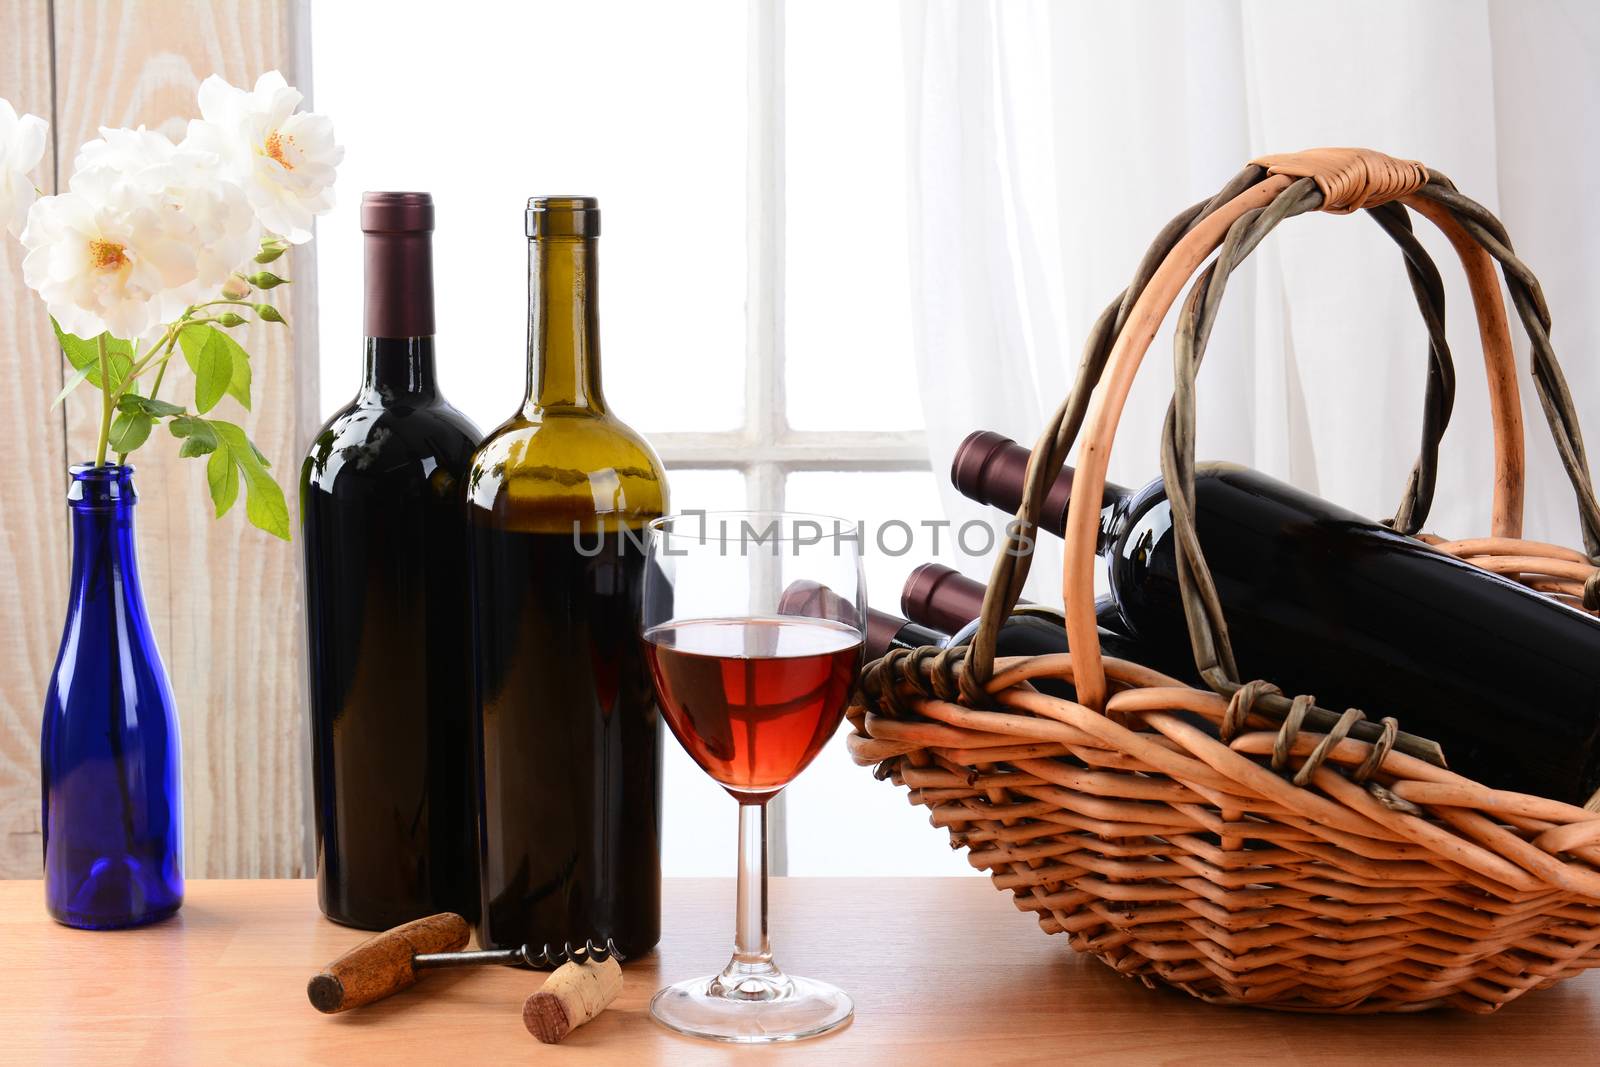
[0,97,49,237]
[21,126,260,340]
[185,70,342,244]
[74,126,261,287]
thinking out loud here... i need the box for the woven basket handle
[1254,150,1526,535]
[1058,149,1600,715]
[958,149,1600,722]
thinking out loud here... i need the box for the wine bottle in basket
[896,563,1201,694]
[864,608,947,661]
[780,564,1186,702]
[869,591,1087,701]
[952,430,1600,806]
[901,563,1121,642]
[785,580,948,661]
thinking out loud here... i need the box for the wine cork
[521,956,623,1043]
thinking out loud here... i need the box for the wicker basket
[847,148,1600,1014]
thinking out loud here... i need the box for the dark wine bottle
[466,197,668,957]
[778,578,937,663]
[301,192,482,930]
[900,562,1125,639]
[897,563,1199,694]
[864,597,1080,702]
[953,430,1600,805]
[864,608,946,661]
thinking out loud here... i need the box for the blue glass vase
[41,464,183,928]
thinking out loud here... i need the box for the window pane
[786,470,961,614]
[783,470,978,875]
[656,470,745,876]
[659,466,746,518]
[784,1,922,431]
[311,1,746,434]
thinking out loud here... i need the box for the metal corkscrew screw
[415,937,625,971]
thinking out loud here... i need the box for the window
[313,0,973,876]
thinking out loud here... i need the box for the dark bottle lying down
[953,430,1600,806]
[899,563,1203,684]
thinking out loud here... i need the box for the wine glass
[642,510,864,1043]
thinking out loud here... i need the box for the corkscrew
[307,912,625,1014]
[415,937,624,971]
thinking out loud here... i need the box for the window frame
[646,1,928,872]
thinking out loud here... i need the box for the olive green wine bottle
[465,197,669,956]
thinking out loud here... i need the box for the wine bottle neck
[865,608,945,660]
[360,193,438,404]
[902,564,994,635]
[949,431,1130,541]
[900,561,1125,636]
[1030,463,1131,541]
[361,336,438,400]
[363,226,434,338]
[526,235,604,413]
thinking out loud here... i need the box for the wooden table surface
[6,878,1600,1066]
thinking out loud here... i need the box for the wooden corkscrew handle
[307,913,471,1014]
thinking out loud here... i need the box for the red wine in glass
[644,617,862,804]
[643,510,862,1042]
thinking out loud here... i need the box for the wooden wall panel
[0,3,66,878]
[0,0,315,878]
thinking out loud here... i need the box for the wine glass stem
[727,802,779,981]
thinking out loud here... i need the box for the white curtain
[902,0,1600,604]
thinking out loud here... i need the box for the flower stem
[148,355,172,402]
[94,334,112,467]
[114,338,146,467]
[123,322,191,387]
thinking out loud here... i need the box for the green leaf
[53,366,90,408]
[107,411,152,453]
[244,474,290,540]
[176,324,204,362]
[51,320,135,392]
[220,332,252,411]
[179,325,234,413]
[168,413,288,539]
[206,447,239,517]
[211,421,289,540]
[53,319,102,373]
[118,394,185,418]
[180,324,252,411]
[169,414,220,458]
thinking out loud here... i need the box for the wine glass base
[650,973,853,1044]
